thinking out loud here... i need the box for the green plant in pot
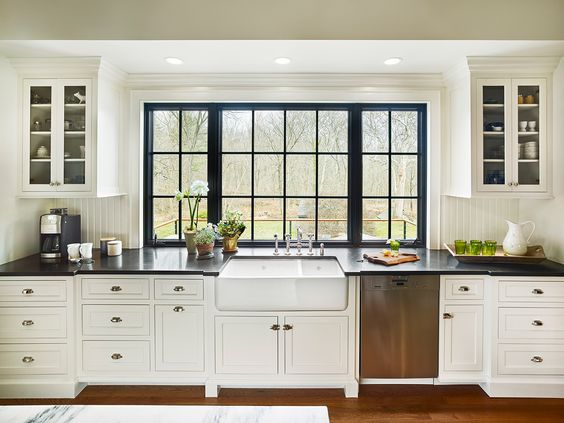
[194,224,217,256]
[217,209,246,253]
[175,180,209,254]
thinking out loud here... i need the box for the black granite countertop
[1,247,564,277]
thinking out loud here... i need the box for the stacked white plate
[521,141,538,159]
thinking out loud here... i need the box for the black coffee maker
[40,208,81,262]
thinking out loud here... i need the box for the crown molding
[8,57,102,77]
[467,56,561,74]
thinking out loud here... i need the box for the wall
[0,57,52,264]
[519,58,564,263]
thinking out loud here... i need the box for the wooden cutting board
[363,252,420,266]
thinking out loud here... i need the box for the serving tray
[444,243,546,264]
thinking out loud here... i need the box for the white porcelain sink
[215,258,347,311]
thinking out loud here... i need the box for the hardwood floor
[1,385,564,422]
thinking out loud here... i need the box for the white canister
[107,240,122,256]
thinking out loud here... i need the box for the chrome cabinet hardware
[273,233,280,255]
[110,316,122,323]
[173,286,185,292]
[270,324,280,331]
[283,324,293,331]
[22,356,34,363]
[111,353,123,360]
[22,288,34,295]
[458,286,470,292]
[21,320,34,326]
[532,320,544,326]
[531,356,543,363]
[110,285,122,292]
[173,306,185,312]
[443,313,454,319]
[532,288,544,295]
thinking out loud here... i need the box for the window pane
[363,155,388,196]
[222,198,252,239]
[222,154,251,195]
[391,155,417,196]
[182,198,208,230]
[287,111,316,152]
[153,111,179,152]
[222,110,252,152]
[318,199,347,240]
[391,199,417,240]
[153,198,179,240]
[254,198,283,240]
[362,199,388,240]
[254,154,283,196]
[255,110,284,152]
[153,155,179,195]
[362,111,388,152]
[319,111,348,152]
[181,154,207,192]
[318,155,347,196]
[286,155,316,196]
[286,199,315,238]
[391,111,418,152]
[181,110,207,152]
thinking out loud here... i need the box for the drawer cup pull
[283,324,293,331]
[173,306,185,312]
[22,288,34,295]
[22,356,34,364]
[21,320,34,326]
[532,320,544,326]
[458,286,470,292]
[270,324,280,331]
[111,353,123,360]
[531,356,543,363]
[443,313,454,319]
[173,286,185,292]
[110,286,122,292]
[532,288,544,295]
[110,316,123,323]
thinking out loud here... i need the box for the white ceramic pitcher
[502,220,535,256]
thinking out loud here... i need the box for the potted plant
[217,209,246,253]
[175,180,209,254]
[194,224,217,257]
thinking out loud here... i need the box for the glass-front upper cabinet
[23,79,91,193]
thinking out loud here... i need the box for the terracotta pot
[183,230,197,255]
[222,235,240,253]
[196,242,214,256]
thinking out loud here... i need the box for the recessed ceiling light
[165,57,183,65]
[384,57,403,66]
[274,57,291,65]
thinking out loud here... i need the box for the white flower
[174,190,186,202]
[190,180,209,197]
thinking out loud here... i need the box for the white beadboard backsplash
[441,195,519,245]
[54,197,130,248]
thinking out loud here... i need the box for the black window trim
[144,102,427,248]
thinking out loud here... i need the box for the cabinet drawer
[154,279,204,300]
[444,278,484,300]
[0,280,67,302]
[499,280,564,303]
[82,305,150,336]
[498,344,564,375]
[0,308,67,339]
[81,278,150,300]
[0,344,67,375]
[82,341,150,373]
[499,308,564,340]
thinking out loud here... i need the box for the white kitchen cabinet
[442,305,484,372]
[155,304,204,372]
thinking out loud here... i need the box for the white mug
[79,243,93,259]
[67,243,81,260]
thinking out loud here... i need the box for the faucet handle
[273,233,280,256]
[319,243,325,256]
[307,233,314,240]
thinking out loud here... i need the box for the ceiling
[1,40,563,74]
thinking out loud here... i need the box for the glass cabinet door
[62,84,87,187]
[28,84,54,187]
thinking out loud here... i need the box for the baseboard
[481,381,564,398]
[360,378,434,385]
[0,381,86,399]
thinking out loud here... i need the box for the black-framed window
[144,103,427,247]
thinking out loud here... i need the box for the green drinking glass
[468,240,483,256]
[454,240,467,255]
[483,240,497,256]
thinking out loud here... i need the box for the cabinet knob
[443,313,454,319]
[21,320,34,326]
[110,316,122,323]
[270,324,280,331]
[283,324,294,331]
[173,306,185,312]
[111,353,123,360]
[22,288,34,295]
[458,286,470,292]
[110,285,122,292]
[173,286,185,292]
[531,356,543,363]
[532,320,543,326]
[532,288,544,295]
[22,356,35,364]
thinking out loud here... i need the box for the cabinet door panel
[155,305,204,372]
[443,305,483,371]
[215,316,278,374]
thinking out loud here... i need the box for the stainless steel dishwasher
[361,275,439,379]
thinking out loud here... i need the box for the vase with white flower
[175,180,209,254]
